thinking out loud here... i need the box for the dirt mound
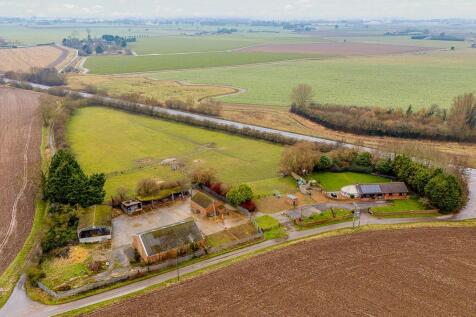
[84,227,476,316]
[239,42,433,56]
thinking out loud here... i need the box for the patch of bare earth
[239,42,434,56]
[0,45,74,73]
[0,87,42,274]
[220,104,476,168]
[84,227,476,316]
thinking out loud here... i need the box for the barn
[191,191,226,217]
[132,218,205,264]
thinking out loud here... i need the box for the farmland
[67,107,294,199]
[84,51,318,74]
[129,36,258,55]
[151,49,476,108]
[0,88,42,275]
[0,45,74,72]
[66,74,236,102]
[81,227,476,317]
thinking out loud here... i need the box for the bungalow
[77,205,112,243]
[191,191,226,217]
[132,219,205,264]
[341,182,409,200]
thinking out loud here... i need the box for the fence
[37,249,206,299]
[197,185,251,218]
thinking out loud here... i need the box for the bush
[136,178,160,197]
[42,205,78,253]
[240,200,256,212]
[226,184,254,206]
[26,266,45,286]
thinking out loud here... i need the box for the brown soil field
[220,103,476,168]
[0,87,42,274]
[84,227,476,316]
[239,42,433,56]
[0,45,73,73]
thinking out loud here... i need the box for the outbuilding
[341,182,409,200]
[191,191,225,217]
[77,205,112,243]
[121,200,143,215]
[132,218,205,264]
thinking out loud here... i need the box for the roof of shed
[356,182,409,195]
[191,191,214,209]
[138,219,204,256]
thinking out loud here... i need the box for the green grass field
[67,107,295,199]
[372,197,428,213]
[85,51,316,74]
[307,172,390,191]
[151,49,476,108]
[129,36,257,55]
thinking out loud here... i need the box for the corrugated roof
[138,219,204,256]
[358,184,382,195]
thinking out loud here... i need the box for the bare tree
[291,84,314,108]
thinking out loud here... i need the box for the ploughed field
[84,227,476,316]
[0,45,72,72]
[0,88,42,274]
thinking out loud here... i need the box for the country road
[1,78,475,316]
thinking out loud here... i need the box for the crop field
[67,107,295,199]
[66,74,236,102]
[152,49,476,108]
[0,88,42,275]
[0,45,73,72]
[129,36,258,55]
[83,227,476,316]
[239,42,433,55]
[307,172,390,191]
[84,51,317,74]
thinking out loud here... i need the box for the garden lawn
[372,197,428,213]
[67,107,287,199]
[308,172,390,192]
[151,49,476,109]
[84,52,316,74]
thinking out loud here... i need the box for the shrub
[26,266,46,286]
[240,200,256,212]
[136,178,160,197]
[226,184,253,206]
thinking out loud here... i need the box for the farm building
[341,182,409,200]
[77,205,112,243]
[132,218,205,264]
[137,187,189,207]
[191,191,226,217]
[121,200,143,215]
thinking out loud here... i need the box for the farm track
[84,227,476,317]
[0,88,42,275]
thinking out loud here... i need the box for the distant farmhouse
[341,182,409,200]
[191,191,226,217]
[133,219,205,264]
[77,205,112,243]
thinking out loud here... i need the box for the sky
[0,0,475,20]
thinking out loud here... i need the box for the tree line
[5,68,66,86]
[290,84,476,142]
[279,142,466,213]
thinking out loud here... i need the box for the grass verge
[56,218,476,317]
[0,127,48,308]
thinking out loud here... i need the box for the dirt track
[240,42,433,56]
[84,227,476,317]
[0,87,42,274]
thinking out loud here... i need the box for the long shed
[77,205,112,243]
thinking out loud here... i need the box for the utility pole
[353,203,360,228]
